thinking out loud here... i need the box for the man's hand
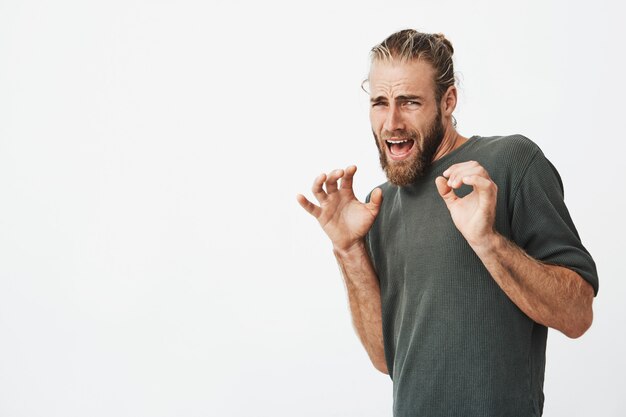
[297,165,382,253]
[435,160,498,248]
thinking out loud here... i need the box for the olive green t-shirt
[365,135,598,417]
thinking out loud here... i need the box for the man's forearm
[471,232,594,338]
[334,241,388,374]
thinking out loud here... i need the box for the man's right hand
[297,165,388,374]
[296,165,383,253]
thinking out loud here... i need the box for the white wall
[1,0,624,416]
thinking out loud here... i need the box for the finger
[325,169,344,194]
[340,165,357,190]
[461,175,498,197]
[435,176,458,204]
[366,187,383,214]
[442,160,480,178]
[312,173,328,203]
[444,163,490,189]
[296,194,321,218]
[447,167,485,188]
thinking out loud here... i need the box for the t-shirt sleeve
[510,150,599,295]
[364,190,373,254]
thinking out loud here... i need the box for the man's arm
[435,160,594,338]
[297,166,388,373]
[470,232,594,338]
[334,242,387,373]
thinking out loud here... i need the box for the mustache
[380,130,418,141]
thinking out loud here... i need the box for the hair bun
[433,33,454,55]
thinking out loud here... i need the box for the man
[296,29,598,417]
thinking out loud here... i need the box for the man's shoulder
[473,134,542,158]
[472,134,544,178]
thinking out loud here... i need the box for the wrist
[468,231,503,257]
[333,240,367,259]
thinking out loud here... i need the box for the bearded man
[296,29,598,417]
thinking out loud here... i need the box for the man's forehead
[368,58,436,97]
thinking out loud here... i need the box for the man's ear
[441,85,458,116]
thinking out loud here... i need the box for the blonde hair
[370,29,456,103]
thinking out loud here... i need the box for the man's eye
[372,102,387,107]
[404,101,420,107]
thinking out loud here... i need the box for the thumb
[435,176,458,205]
[367,188,383,213]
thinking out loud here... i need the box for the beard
[373,110,445,186]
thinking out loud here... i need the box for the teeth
[386,139,410,144]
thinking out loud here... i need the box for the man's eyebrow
[396,95,424,101]
[370,94,424,103]
[370,96,388,103]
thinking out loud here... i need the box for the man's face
[368,58,445,186]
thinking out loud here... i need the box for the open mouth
[385,139,415,160]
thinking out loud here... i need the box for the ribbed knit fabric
[365,135,598,417]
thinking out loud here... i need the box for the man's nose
[383,105,405,132]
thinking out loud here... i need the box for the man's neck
[433,128,467,162]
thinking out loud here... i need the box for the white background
[1,0,624,416]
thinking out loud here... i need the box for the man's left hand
[435,160,498,248]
